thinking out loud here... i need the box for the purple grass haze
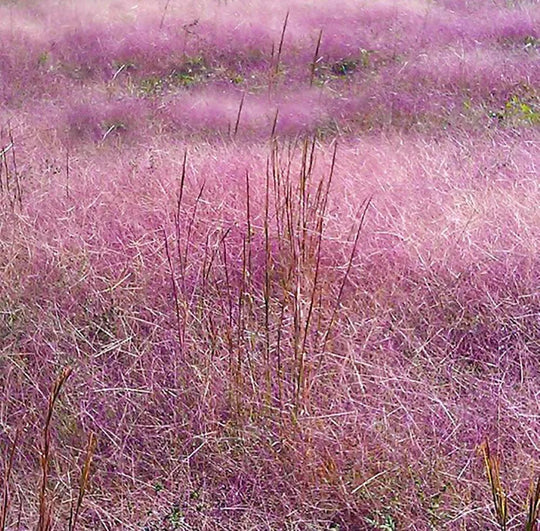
[0,0,539,529]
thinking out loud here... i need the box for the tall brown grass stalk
[68,432,97,531]
[234,93,245,138]
[274,11,290,76]
[525,476,540,531]
[309,29,323,87]
[0,126,22,210]
[163,228,184,352]
[480,439,508,531]
[0,427,20,531]
[37,367,72,531]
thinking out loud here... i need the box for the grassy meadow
[0,0,539,529]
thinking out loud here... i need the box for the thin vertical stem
[163,229,184,352]
[310,29,323,87]
[234,93,245,138]
[38,367,72,531]
[274,11,290,75]
[0,427,20,531]
[159,0,172,29]
[321,197,371,356]
[245,170,252,280]
[65,147,70,199]
[69,432,97,531]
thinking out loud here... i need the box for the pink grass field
[0,0,539,529]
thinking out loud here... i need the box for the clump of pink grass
[0,0,538,528]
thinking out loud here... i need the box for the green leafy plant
[331,59,358,76]
[139,76,165,96]
[504,95,540,124]
[365,512,397,530]
[170,56,208,87]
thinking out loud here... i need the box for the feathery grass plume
[37,366,72,531]
[480,439,508,531]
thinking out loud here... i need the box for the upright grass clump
[256,135,332,415]
[525,477,540,531]
[0,366,97,530]
[162,135,370,423]
[232,134,370,417]
[34,366,96,530]
[268,136,371,415]
[481,439,540,531]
